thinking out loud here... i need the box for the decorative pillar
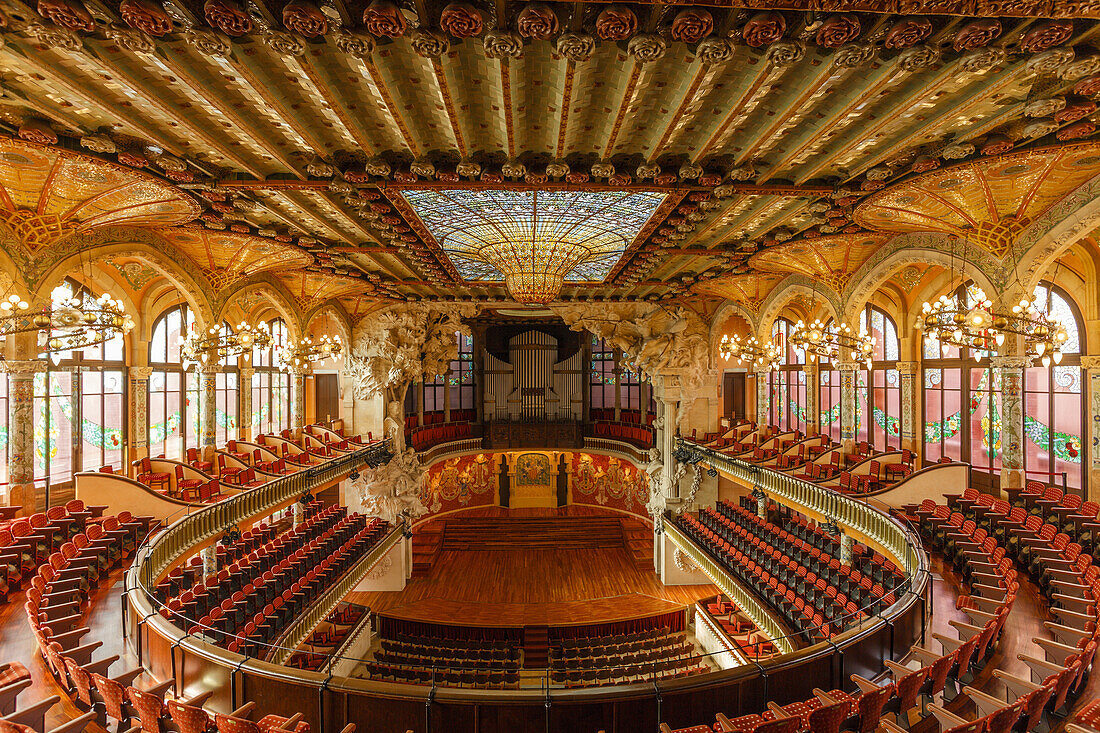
[896,361,920,457]
[129,366,153,467]
[838,360,859,451]
[291,369,307,429]
[839,532,853,567]
[198,365,218,448]
[2,360,47,513]
[992,355,1029,491]
[754,367,769,426]
[659,396,679,497]
[239,368,254,440]
[201,545,217,578]
[802,362,819,435]
[1083,356,1100,503]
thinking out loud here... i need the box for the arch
[841,233,1000,326]
[215,276,303,341]
[708,300,760,360]
[304,302,354,347]
[755,276,842,342]
[1013,169,1100,289]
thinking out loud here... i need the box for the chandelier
[718,334,781,370]
[915,286,1069,366]
[0,293,134,360]
[790,319,876,369]
[277,334,343,372]
[182,321,271,369]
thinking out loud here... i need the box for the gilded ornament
[1055,95,1096,122]
[501,160,526,178]
[263,30,305,56]
[1023,96,1066,117]
[952,18,1000,51]
[282,0,327,38]
[1023,119,1059,138]
[38,0,94,32]
[1025,47,1074,76]
[410,159,435,178]
[940,141,974,159]
[105,23,154,51]
[411,28,449,57]
[119,0,172,36]
[203,0,252,37]
[960,46,1005,72]
[456,161,481,177]
[628,33,666,63]
[884,17,931,49]
[741,11,784,48]
[439,2,482,39]
[365,157,391,176]
[80,133,116,153]
[815,14,860,49]
[331,29,374,57]
[1057,120,1096,140]
[307,155,336,177]
[185,27,231,56]
[696,37,732,64]
[545,160,569,178]
[669,7,712,44]
[483,30,522,58]
[590,161,614,178]
[896,43,939,70]
[595,5,635,41]
[363,0,406,38]
[26,21,83,50]
[1018,20,1074,54]
[833,42,875,68]
[1060,47,1100,79]
[516,3,558,40]
[766,40,804,66]
[18,118,57,145]
[555,32,594,61]
[1074,72,1100,96]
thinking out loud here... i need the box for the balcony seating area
[154,506,390,658]
[701,596,778,661]
[590,420,656,448]
[676,500,904,644]
[362,635,522,688]
[285,602,369,671]
[408,421,476,451]
[548,627,708,686]
[590,408,655,426]
[663,491,1033,733]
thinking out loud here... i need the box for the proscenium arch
[755,276,842,342]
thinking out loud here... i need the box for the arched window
[215,322,238,446]
[817,319,841,442]
[34,279,127,496]
[1024,281,1085,493]
[251,318,291,434]
[448,331,475,416]
[856,304,901,451]
[769,318,806,432]
[149,303,201,460]
[590,336,616,412]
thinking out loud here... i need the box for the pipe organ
[483,329,584,421]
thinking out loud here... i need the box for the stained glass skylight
[400,189,666,302]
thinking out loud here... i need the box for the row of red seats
[591,421,655,448]
[408,422,474,451]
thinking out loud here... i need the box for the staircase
[522,626,549,668]
[411,524,443,577]
[440,517,626,551]
[622,519,655,570]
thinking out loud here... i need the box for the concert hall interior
[1,1,1100,732]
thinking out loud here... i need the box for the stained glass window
[447,332,475,413]
[858,305,900,450]
[150,303,199,460]
[590,336,616,410]
[252,319,291,434]
[769,318,806,431]
[401,189,666,283]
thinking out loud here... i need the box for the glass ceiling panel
[401,189,667,282]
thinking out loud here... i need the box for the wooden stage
[345,508,718,627]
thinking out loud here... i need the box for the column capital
[836,360,861,372]
[1080,355,1100,370]
[990,355,1031,370]
[195,362,223,375]
[130,366,154,380]
[895,361,920,376]
[0,359,47,374]
[238,367,255,379]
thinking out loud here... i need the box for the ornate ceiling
[1,0,1100,313]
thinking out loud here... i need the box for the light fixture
[718,334,782,371]
[914,286,1068,366]
[277,334,343,372]
[0,292,135,363]
[790,318,876,369]
[182,321,272,369]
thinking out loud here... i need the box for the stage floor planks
[347,508,718,627]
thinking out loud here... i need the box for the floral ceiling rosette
[0,137,198,252]
[748,233,889,293]
[854,142,1100,258]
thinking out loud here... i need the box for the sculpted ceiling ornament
[550,302,711,425]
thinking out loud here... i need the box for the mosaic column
[198,364,218,448]
[838,360,859,451]
[754,367,769,426]
[802,362,819,435]
[2,359,47,513]
[839,532,853,567]
[238,367,254,440]
[1083,356,1100,503]
[896,361,920,457]
[291,368,306,428]
[991,355,1029,491]
[129,366,153,468]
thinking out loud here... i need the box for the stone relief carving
[551,302,712,425]
[349,447,429,524]
[346,303,478,450]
